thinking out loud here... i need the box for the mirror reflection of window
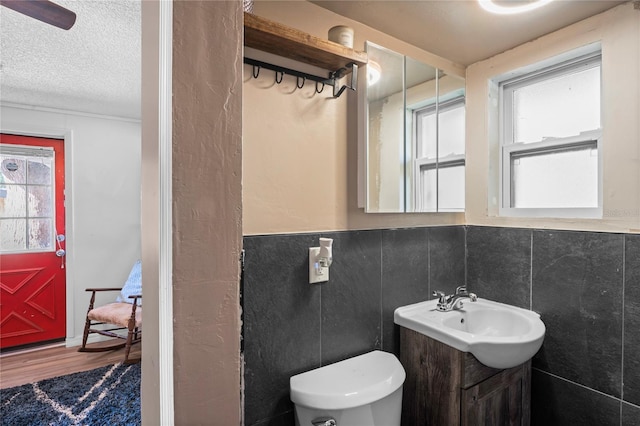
[412,96,466,212]
[364,42,465,213]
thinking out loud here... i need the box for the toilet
[290,350,406,426]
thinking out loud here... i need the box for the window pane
[418,168,437,212]
[28,186,53,217]
[418,112,437,158]
[418,166,465,212]
[28,219,53,250]
[1,157,27,184]
[438,166,465,211]
[0,184,26,218]
[0,218,26,251]
[511,147,598,208]
[438,106,465,157]
[417,103,465,160]
[27,158,53,185]
[513,66,600,143]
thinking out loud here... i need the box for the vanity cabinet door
[460,361,531,426]
[399,327,532,426]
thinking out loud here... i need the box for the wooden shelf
[244,12,368,72]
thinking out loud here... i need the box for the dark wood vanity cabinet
[399,327,531,426]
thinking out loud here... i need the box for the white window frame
[413,96,466,212]
[498,51,602,218]
[0,143,57,254]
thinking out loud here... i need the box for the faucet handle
[432,290,447,303]
[455,285,468,295]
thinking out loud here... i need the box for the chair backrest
[116,260,142,306]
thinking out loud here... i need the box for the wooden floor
[0,340,141,389]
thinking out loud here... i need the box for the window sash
[414,155,465,212]
[501,52,601,146]
[0,144,56,253]
[500,130,601,217]
[412,95,465,212]
[414,97,465,160]
[416,155,466,170]
[498,49,602,217]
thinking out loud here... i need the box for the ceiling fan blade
[1,0,76,30]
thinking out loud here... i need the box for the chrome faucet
[433,285,477,312]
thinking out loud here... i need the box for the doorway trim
[157,0,174,423]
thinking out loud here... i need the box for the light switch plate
[309,247,329,284]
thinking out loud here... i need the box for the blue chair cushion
[117,260,142,305]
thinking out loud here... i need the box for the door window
[0,145,55,253]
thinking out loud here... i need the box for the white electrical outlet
[309,247,329,284]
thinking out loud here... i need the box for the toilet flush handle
[311,417,337,426]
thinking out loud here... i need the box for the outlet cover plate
[309,247,329,284]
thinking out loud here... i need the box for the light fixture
[478,0,554,15]
[367,60,381,86]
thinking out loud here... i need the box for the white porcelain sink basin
[394,298,545,369]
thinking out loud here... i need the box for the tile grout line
[620,235,626,425]
[530,231,534,311]
[428,228,432,299]
[533,367,625,404]
[464,226,468,288]
[379,230,383,351]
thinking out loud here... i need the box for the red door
[0,134,66,349]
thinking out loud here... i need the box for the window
[0,145,55,253]
[499,50,601,217]
[413,96,466,212]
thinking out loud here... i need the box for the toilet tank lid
[289,350,406,410]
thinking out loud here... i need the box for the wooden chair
[78,288,141,364]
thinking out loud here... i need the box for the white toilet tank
[290,350,406,426]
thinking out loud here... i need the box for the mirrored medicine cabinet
[362,42,466,213]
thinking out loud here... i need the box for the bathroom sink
[394,298,545,369]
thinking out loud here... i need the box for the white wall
[466,2,640,233]
[1,104,142,345]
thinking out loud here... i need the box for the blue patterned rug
[1,363,140,425]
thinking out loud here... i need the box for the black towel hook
[315,81,325,93]
[252,65,260,79]
[275,71,284,84]
[296,76,306,89]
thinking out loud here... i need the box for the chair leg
[123,303,141,364]
[79,291,97,351]
[123,304,142,364]
[123,323,137,364]
[80,316,91,350]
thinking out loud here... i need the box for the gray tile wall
[242,226,640,426]
[242,227,465,426]
[468,227,640,426]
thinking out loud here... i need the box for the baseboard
[65,333,112,348]
[0,340,65,358]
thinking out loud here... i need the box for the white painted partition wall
[0,104,142,346]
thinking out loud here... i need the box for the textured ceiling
[0,0,628,120]
[311,0,627,66]
[0,0,140,119]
